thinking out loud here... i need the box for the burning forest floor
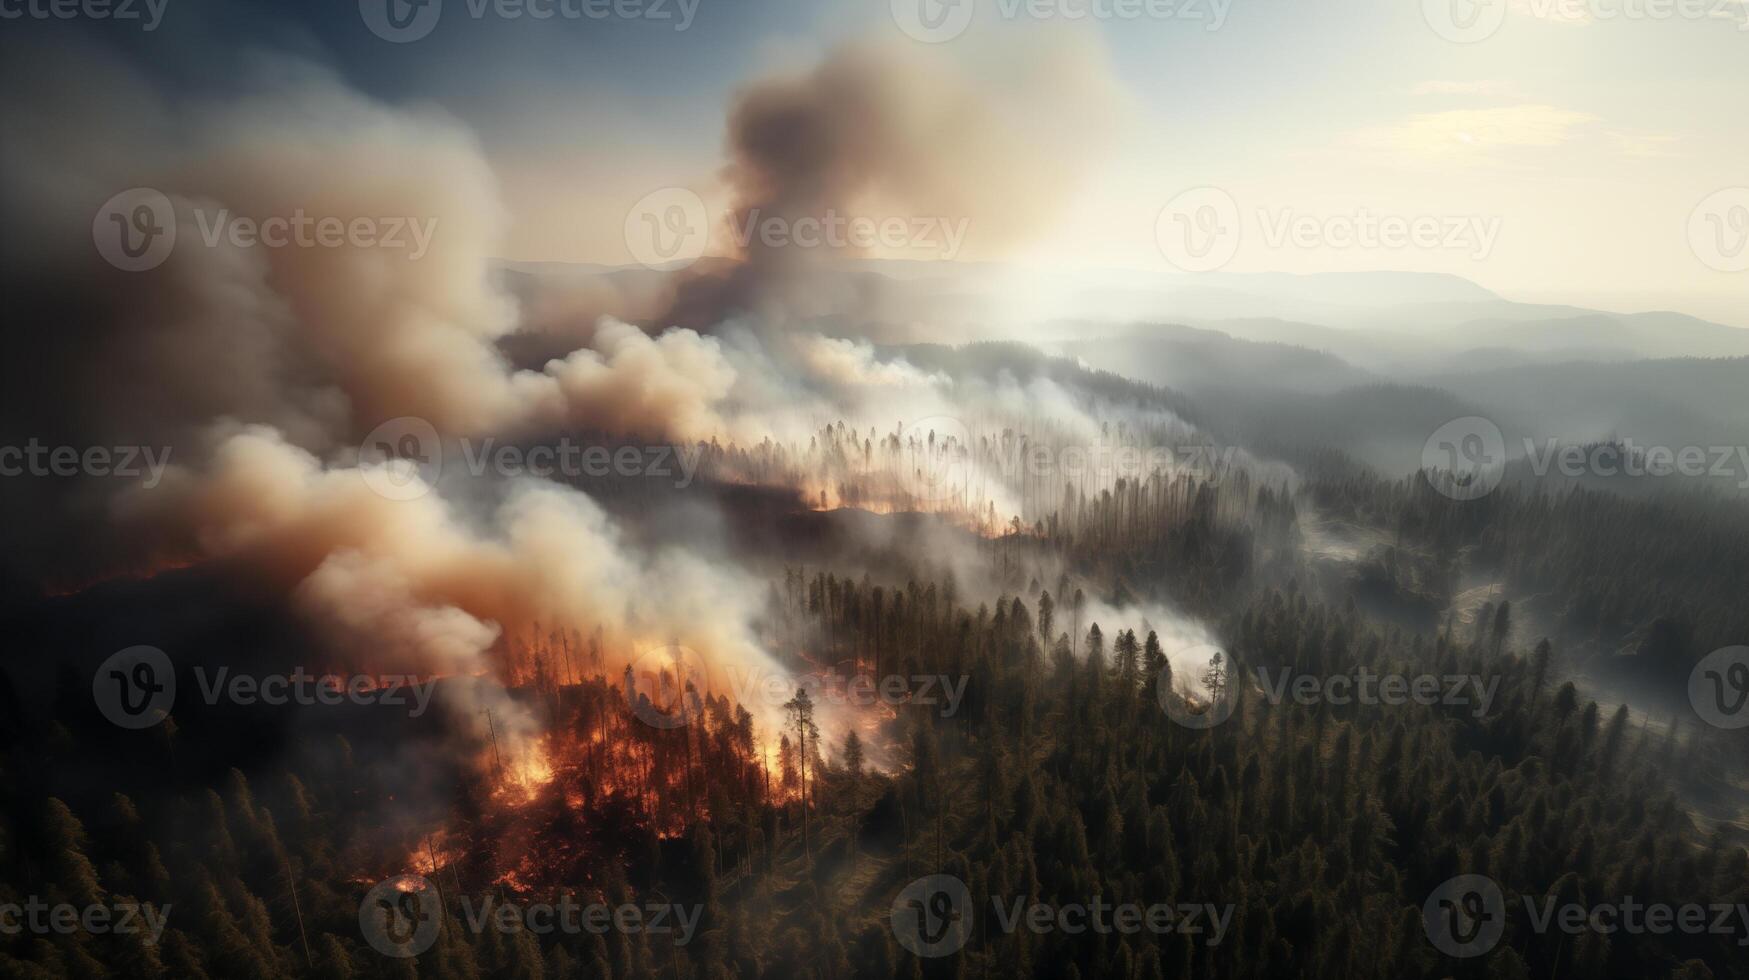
[8,449,1749,979]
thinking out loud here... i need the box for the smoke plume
[664,34,1124,328]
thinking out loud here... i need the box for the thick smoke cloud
[0,51,749,585]
[0,33,1223,776]
[127,426,779,679]
[664,34,1124,329]
[537,319,739,439]
[0,47,781,770]
[119,424,793,751]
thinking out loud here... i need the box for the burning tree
[782,686,819,860]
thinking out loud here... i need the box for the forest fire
[7,5,1748,976]
[390,689,765,893]
[365,566,958,898]
[693,416,1244,548]
[493,740,556,804]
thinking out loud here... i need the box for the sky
[6,0,1746,325]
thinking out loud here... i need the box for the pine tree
[784,687,820,859]
[843,729,865,780]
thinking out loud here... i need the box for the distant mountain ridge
[495,258,1746,363]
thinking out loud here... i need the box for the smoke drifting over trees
[4,14,1747,980]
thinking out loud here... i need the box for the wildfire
[793,474,1014,540]
[351,544,921,892]
[496,740,557,804]
[409,832,465,876]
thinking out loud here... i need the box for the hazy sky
[10,0,1747,324]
